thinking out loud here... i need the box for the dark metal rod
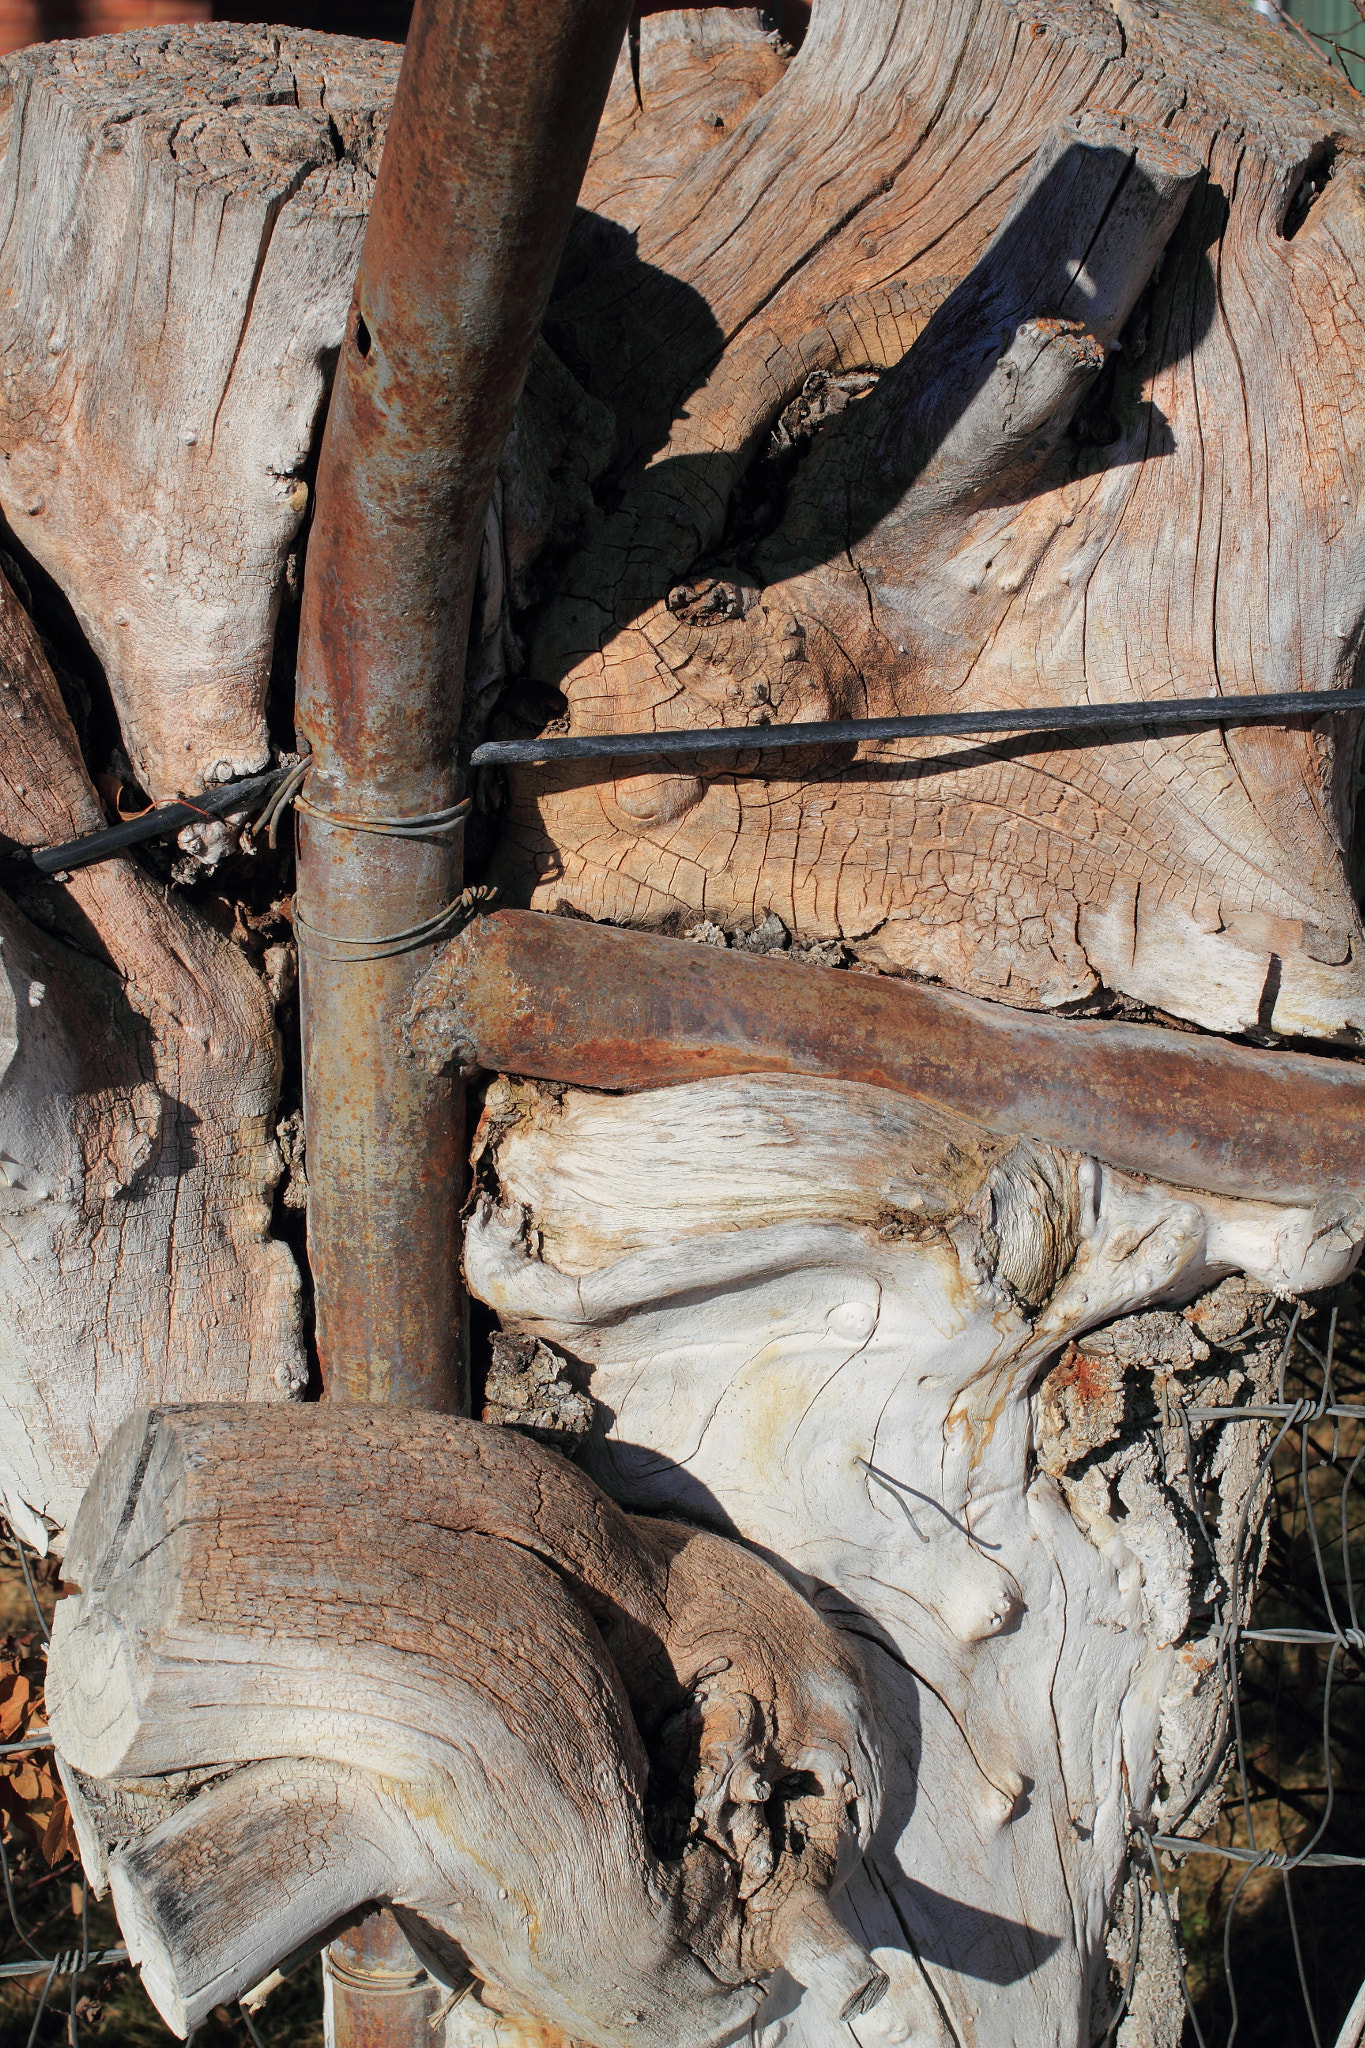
[293,0,633,1413]
[470,686,1365,769]
[0,770,285,885]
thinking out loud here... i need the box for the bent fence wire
[0,1297,1362,2045]
[1134,1294,1365,2048]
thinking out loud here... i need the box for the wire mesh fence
[1124,1282,1365,2048]
[0,1283,1360,2045]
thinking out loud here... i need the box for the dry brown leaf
[40,1793,77,1865]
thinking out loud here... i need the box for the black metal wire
[24,1956,57,2048]
[8,1541,48,1647]
[1281,1865,1324,2048]
[238,1998,269,2047]
[1098,1859,1143,2047]
[1139,1830,1211,2048]
[0,1833,45,1962]
[0,766,293,890]
[469,685,1365,770]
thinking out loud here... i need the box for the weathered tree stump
[47,1403,885,2045]
[0,3,1362,2046]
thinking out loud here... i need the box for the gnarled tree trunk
[2,4,1364,2047]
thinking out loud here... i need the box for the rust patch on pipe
[406,910,1365,1207]
[324,1912,445,2048]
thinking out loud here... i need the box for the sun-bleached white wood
[464,1071,1363,2048]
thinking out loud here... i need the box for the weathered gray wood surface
[0,7,1360,2047]
[48,1403,885,2045]
[0,26,399,798]
[486,0,1365,1046]
[0,570,301,1551]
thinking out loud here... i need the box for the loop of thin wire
[293,883,496,963]
[250,759,311,851]
[293,792,472,839]
[249,760,474,854]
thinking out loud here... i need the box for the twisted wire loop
[294,884,497,963]
[1150,1835,1365,1871]
[250,759,474,852]
[294,792,473,839]
[250,758,311,849]
[285,771,482,958]
[0,1949,126,1983]
[1242,1626,1365,1652]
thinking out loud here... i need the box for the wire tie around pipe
[293,793,472,838]
[294,884,497,963]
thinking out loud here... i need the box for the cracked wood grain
[48,1402,885,2046]
[482,0,1365,1045]
[0,25,400,798]
[0,565,302,1552]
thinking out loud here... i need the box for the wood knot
[666,572,760,625]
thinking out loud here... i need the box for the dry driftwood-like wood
[0,25,400,798]
[0,568,301,1552]
[463,1069,1361,2048]
[0,9,1360,2048]
[48,1402,884,2045]
[477,0,1365,1045]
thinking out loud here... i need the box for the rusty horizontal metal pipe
[406,909,1365,1207]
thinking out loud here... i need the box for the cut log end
[49,1404,883,2048]
[0,25,401,798]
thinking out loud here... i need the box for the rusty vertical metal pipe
[294,0,633,1402]
[294,0,633,2037]
[322,1915,446,2047]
